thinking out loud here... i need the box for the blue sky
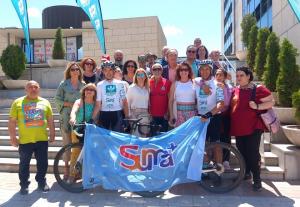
[0,0,221,56]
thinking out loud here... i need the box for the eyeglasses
[70,68,80,72]
[85,62,93,66]
[127,65,135,68]
[136,73,145,78]
[152,68,162,72]
[187,50,196,54]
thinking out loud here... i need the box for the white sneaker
[223,161,230,170]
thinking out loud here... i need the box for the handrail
[220,52,236,73]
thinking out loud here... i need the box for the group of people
[8,37,274,195]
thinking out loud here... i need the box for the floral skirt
[175,104,196,127]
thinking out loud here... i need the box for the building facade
[221,0,300,63]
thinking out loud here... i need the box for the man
[113,50,124,70]
[93,61,129,132]
[159,46,170,68]
[146,52,158,70]
[8,81,55,195]
[137,54,151,76]
[210,50,228,75]
[185,45,200,77]
[149,63,171,132]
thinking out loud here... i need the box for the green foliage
[246,25,258,70]
[0,45,26,80]
[52,27,65,59]
[254,28,270,80]
[262,32,280,91]
[292,90,300,122]
[240,14,257,48]
[276,38,300,107]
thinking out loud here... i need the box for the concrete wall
[233,0,244,54]
[273,0,300,64]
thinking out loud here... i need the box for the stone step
[0,127,62,136]
[0,119,60,128]
[261,166,285,180]
[0,113,61,120]
[263,151,279,166]
[0,158,63,173]
[0,135,64,147]
[0,107,58,114]
[0,146,62,159]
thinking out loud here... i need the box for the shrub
[254,28,270,80]
[276,38,300,107]
[240,14,257,48]
[292,90,300,123]
[246,25,258,70]
[262,32,280,91]
[52,27,65,59]
[0,45,26,80]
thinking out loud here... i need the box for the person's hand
[69,118,76,126]
[49,136,55,143]
[202,85,212,95]
[201,117,209,122]
[249,101,257,110]
[10,137,19,147]
[217,82,225,89]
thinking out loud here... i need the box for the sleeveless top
[75,103,94,123]
[175,81,196,103]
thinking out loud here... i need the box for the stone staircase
[0,90,285,180]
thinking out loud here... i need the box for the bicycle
[53,118,245,196]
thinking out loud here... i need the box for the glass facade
[223,0,234,55]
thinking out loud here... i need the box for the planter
[47,59,68,68]
[273,106,297,124]
[1,80,28,89]
[236,50,247,61]
[282,125,300,147]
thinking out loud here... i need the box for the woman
[55,62,85,179]
[68,83,97,183]
[162,49,179,83]
[80,57,97,84]
[114,66,129,92]
[168,62,196,127]
[197,45,209,61]
[122,60,138,85]
[126,68,150,135]
[230,66,274,191]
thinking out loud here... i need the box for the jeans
[18,141,48,188]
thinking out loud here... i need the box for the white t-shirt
[97,79,126,111]
[195,77,224,115]
[175,81,196,103]
[127,84,149,110]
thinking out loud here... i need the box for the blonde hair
[80,83,97,102]
[64,62,83,82]
[133,68,149,89]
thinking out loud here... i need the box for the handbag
[251,85,280,134]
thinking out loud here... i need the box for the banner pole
[24,0,32,80]
[98,0,106,54]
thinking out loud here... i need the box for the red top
[149,77,171,117]
[230,85,271,136]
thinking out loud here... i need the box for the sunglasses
[179,68,189,72]
[152,68,162,72]
[127,65,135,68]
[136,73,145,78]
[85,88,95,92]
[187,50,196,53]
[70,68,80,72]
[85,62,93,66]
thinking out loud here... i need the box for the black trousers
[236,130,262,182]
[220,114,231,161]
[151,116,169,132]
[19,141,48,188]
[99,110,123,132]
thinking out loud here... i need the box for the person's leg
[61,129,71,179]
[69,133,81,180]
[18,143,34,191]
[236,135,251,177]
[208,114,222,164]
[34,141,48,189]
[220,114,231,162]
[99,111,111,129]
[111,111,124,133]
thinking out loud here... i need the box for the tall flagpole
[98,0,106,54]
[24,0,32,80]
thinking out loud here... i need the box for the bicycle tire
[199,142,245,193]
[53,143,85,193]
[134,191,164,197]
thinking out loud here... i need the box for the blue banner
[288,0,300,22]
[83,117,209,191]
[11,0,30,54]
[76,0,106,54]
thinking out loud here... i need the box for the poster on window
[34,40,45,63]
[66,37,77,61]
[45,39,54,61]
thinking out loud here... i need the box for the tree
[292,90,300,123]
[276,38,300,107]
[246,25,258,70]
[254,28,270,80]
[0,45,26,80]
[262,32,280,92]
[52,27,65,59]
[240,14,257,48]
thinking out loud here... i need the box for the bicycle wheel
[53,143,85,193]
[199,142,245,193]
[134,191,164,198]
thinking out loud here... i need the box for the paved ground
[0,173,300,207]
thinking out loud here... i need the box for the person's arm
[249,94,274,110]
[69,99,81,125]
[123,98,129,118]
[92,101,101,121]
[168,82,176,121]
[8,117,18,147]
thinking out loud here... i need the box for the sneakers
[244,173,252,181]
[19,187,29,195]
[38,183,50,192]
[223,161,230,170]
[252,181,262,191]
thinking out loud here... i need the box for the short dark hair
[236,66,254,81]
